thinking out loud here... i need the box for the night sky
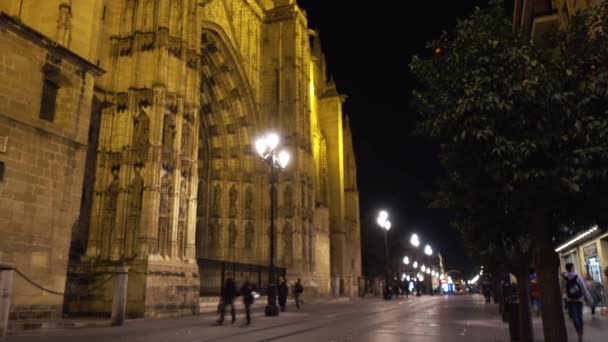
[297,0,515,278]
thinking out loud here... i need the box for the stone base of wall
[64,257,199,318]
[9,304,63,320]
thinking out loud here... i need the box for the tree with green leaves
[411,1,608,341]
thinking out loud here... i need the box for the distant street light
[424,244,433,256]
[377,211,392,300]
[403,256,410,265]
[413,261,418,269]
[410,234,420,247]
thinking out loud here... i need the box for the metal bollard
[0,264,15,338]
[110,267,129,326]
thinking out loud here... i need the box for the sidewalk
[503,302,608,341]
[7,295,355,335]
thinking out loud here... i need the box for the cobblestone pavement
[5,295,607,341]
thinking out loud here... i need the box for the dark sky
[297,0,514,278]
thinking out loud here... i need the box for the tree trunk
[515,265,534,342]
[530,212,568,342]
[496,273,505,317]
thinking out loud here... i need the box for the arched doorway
[195,26,277,295]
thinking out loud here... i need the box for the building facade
[513,0,601,41]
[0,0,362,320]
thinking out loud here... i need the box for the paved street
[5,295,607,341]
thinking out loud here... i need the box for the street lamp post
[377,211,392,300]
[255,133,290,317]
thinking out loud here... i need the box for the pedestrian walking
[530,277,541,316]
[584,274,603,317]
[294,278,304,310]
[240,279,255,325]
[561,263,594,342]
[217,278,237,325]
[482,281,493,304]
[403,281,410,299]
[278,276,289,312]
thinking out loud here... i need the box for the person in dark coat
[217,278,237,325]
[294,278,304,309]
[278,276,289,312]
[240,280,255,325]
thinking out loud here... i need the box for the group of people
[216,276,304,326]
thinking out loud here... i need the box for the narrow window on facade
[39,79,59,122]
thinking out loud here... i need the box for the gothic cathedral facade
[0,0,362,319]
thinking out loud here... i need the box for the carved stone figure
[212,184,221,217]
[57,3,72,47]
[101,166,120,259]
[157,170,172,256]
[162,114,176,153]
[244,187,253,218]
[244,221,254,249]
[169,0,183,35]
[229,185,238,217]
[177,222,185,258]
[209,220,221,248]
[228,221,237,248]
[284,185,294,217]
[181,118,192,158]
[128,168,144,212]
[125,167,144,258]
[283,223,293,265]
[159,170,172,218]
[105,167,120,213]
[179,176,188,221]
[120,0,136,34]
[132,106,150,163]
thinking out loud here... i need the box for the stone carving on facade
[244,221,254,250]
[244,186,253,219]
[229,185,238,218]
[120,0,136,35]
[162,113,176,166]
[132,105,150,163]
[57,3,72,47]
[158,169,172,257]
[228,221,237,248]
[265,6,294,23]
[209,219,221,249]
[169,0,183,36]
[283,222,293,266]
[283,184,294,218]
[181,114,193,158]
[212,183,222,217]
[101,165,120,259]
[137,31,156,51]
[125,166,144,258]
[177,175,188,257]
[141,0,155,31]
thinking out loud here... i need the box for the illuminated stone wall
[0,0,362,319]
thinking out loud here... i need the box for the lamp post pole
[377,211,392,300]
[383,228,390,299]
[266,151,278,316]
[255,133,289,317]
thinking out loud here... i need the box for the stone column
[0,264,15,338]
[111,267,129,326]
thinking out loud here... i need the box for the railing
[0,263,129,337]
